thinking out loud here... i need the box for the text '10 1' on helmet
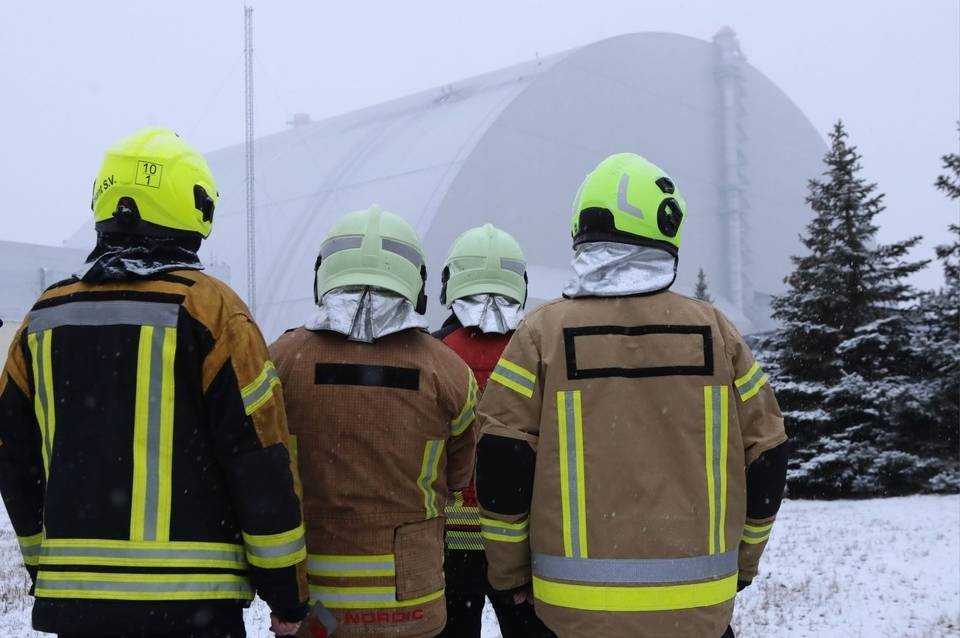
[91,127,219,238]
[313,205,429,314]
[571,152,687,255]
[440,223,528,308]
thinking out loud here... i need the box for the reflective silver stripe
[315,590,396,603]
[736,367,767,399]
[308,558,394,572]
[41,546,246,563]
[481,522,527,538]
[28,301,180,332]
[742,528,770,540]
[500,258,526,275]
[36,575,253,595]
[143,327,166,542]
[381,238,424,268]
[617,173,645,218]
[246,536,306,559]
[492,364,534,393]
[563,391,584,558]
[532,551,738,584]
[34,330,53,467]
[241,366,280,413]
[451,405,475,435]
[320,236,363,259]
[710,386,723,554]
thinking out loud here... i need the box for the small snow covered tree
[693,267,713,303]
[766,121,930,497]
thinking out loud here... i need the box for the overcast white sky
[1,0,957,288]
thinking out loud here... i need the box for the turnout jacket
[475,292,787,638]
[270,327,479,638]
[0,271,308,635]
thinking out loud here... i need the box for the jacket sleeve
[475,321,541,591]
[718,313,788,585]
[445,366,479,492]
[202,314,308,621]
[0,325,44,588]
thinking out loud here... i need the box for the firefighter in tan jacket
[270,206,479,638]
[475,154,788,638]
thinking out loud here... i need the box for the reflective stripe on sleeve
[451,372,478,436]
[741,521,774,545]
[18,532,43,567]
[480,517,529,543]
[310,585,443,609]
[242,525,307,569]
[241,361,281,416]
[307,554,395,578]
[734,361,769,402]
[35,571,253,601]
[558,390,587,558]
[489,358,536,398]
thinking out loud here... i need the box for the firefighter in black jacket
[0,128,309,638]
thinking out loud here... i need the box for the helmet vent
[655,177,676,194]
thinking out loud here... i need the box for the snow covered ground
[2,495,957,637]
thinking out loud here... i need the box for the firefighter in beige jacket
[270,206,479,638]
[475,154,788,638]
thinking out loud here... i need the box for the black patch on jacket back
[563,324,714,380]
[476,435,535,515]
[315,363,420,391]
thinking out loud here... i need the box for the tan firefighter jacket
[476,292,786,638]
[270,327,479,638]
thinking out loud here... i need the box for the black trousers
[438,549,555,638]
[58,615,246,638]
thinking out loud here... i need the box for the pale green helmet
[441,223,527,307]
[314,205,428,313]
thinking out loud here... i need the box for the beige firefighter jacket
[270,327,478,638]
[476,292,786,638]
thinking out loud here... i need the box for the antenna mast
[244,5,257,316]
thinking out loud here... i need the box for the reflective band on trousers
[308,554,396,578]
[39,539,247,569]
[130,325,177,542]
[242,525,307,569]
[557,390,587,558]
[417,440,445,519]
[704,386,729,556]
[310,585,443,609]
[27,301,180,333]
[532,573,738,612]
[489,359,536,398]
[27,330,55,478]
[35,571,253,601]
[735,361,769,402]
[532,551,737,584]
[241,361,281,416]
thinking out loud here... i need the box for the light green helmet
[441,224,527,307]
[571,153,687,255]
[314,205,428,313]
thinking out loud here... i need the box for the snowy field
[2,495,957,638]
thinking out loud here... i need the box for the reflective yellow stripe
[156,327,177,541]
[740,533,770,545]
[451,372,478,436]
[27,330,55,478]
[417,440,444,519]
[741,521,774,545]
[130,327,153,541]
[744,522,774,534]
[558,391,588,558]
[734,362,760,388]
[532,573,738,612]
[735,361,769,402]
[310,584,443,609]
[242,525,307,569]
[705,386,728,555]
[489,358,536,398]
[18,532,43,566]
[480,517,529,543]
[241,361,281,416]
[445,529,484,550]
[307,554,395,577]
[39,539,247,569]
[35,571,253,601]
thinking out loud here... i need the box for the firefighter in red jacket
[434,224,555,638]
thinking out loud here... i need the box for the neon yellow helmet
[314,205,428,313]
[92,127,218,238]
[571,153,687,254]
[441,224,527,307]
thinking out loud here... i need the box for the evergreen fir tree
[694,267,713,303]
[766,121,929,497]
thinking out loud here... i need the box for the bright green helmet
[441,224,527,307]
[571,153,687,255]
[92,127,218,238]
[314,205,428,313]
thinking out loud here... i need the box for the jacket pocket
[393,517,444,601]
